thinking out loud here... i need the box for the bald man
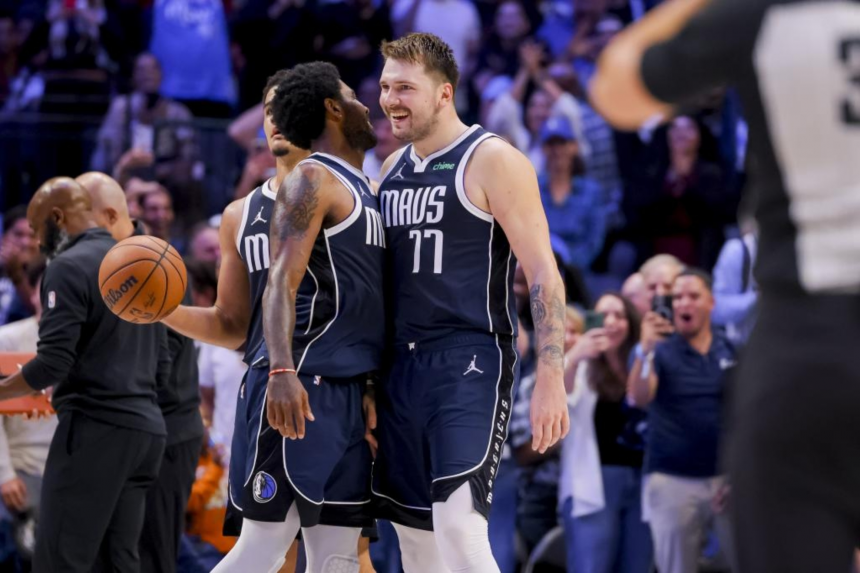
[622,272,650,318]
[77,171,205,573]
[0,177,168,572]
[77,171,139,240]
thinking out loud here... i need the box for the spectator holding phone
[560,293,651,573]
[628,269,736,573]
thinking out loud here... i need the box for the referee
[592,0,860,572]
[78,171,204,573]
[0,177,167,571]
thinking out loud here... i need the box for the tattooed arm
[263,163,333,439]
[470,137,570,454]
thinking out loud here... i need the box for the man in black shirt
[0,177,167,571]
[591,1,860,572]
[78,171,204,573]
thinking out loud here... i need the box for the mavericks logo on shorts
[253,471,277,503]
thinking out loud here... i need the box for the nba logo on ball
[253,471,277,503]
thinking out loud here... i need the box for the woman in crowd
[560,293,652,573]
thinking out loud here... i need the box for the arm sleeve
[21,260,87,391]
[640,0,766,105]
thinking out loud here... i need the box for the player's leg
[392,523,451,573]
[303,525,362,573]
[427,335,517,573]
[212,507,302,572]
[731,298,860,573]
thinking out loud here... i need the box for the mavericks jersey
[236,179,276,364]
[379,125,518,345]
[289,153,386,377]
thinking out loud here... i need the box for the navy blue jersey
[379,125,518,345]
[288,153,386,377]
[236,179,277,364]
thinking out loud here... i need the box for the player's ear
[50,207,64,227]
[324,97,344,122]
[438,82,454,107]
[106,208,118,225]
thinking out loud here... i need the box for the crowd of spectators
[0,0,758,571]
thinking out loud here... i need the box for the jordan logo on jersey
[252,206,267,226]
[463,355,484,376]
[390,165,405,180]
[379,186,447,228]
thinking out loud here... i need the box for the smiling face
[672,275,714,338]
[379,58,449,143]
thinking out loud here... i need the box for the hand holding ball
[99,236,187,324]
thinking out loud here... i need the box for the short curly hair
[271,62,343,150]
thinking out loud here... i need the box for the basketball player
[211,61,383,573]
[0,177,167,570]
[374,33,569,572]
[590,1,860,572]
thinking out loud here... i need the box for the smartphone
[651,294,674,323]
[584,311,605,332]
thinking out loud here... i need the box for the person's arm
[471,139,569,454]
[263,163,337,440]
[712,238,757,326]
[627,311,671,407]
[227,103,264,152]
[17,259,87,393]
[591,0,762,130]
[0,419,26,513]
[161,199,251,349]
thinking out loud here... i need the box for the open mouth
[389,111,409,123]
[678,312,693,325]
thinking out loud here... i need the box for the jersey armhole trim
[261,178,277,200]
[455,132,496,223]
[379,146,408,181]
[296,158,363,238]
[235,188,256,253]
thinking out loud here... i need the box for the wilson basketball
[98,236,187,324]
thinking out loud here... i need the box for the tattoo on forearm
[275,172,320,241]
[530,284,566,369]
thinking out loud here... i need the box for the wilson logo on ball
[103,276,139,308]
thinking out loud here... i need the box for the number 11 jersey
[379,125,518,345]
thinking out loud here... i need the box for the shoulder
[470,135,533,177]
[221,196,248,235]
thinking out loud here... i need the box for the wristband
[269,368,296,377]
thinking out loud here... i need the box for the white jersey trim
[262,177,277,200]
[295,235,340,375]
[409,124,481,173]
[303,267,320,336]
[244,385,269,488]
[235,187,256,252]
[282,438,324,506]
[455,133,495,224]
[379,147,408,181]
[298,157,364,238]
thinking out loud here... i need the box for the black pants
[139,436,203,573]
[730,294,860,573]
[34,412,165,573]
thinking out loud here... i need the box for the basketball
[98,235,187,324]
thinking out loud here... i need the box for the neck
[274,151,306,191]
[313,134,365,171]
[66,215,99,237]
[411,114,469,159]
[686,326,713,355]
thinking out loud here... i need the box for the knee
[432,499,491,570]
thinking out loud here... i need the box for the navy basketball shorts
[224,369,250,537]
[235,344,374,529]
[372,333,518,530]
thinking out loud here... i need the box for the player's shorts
[235,341,374,529]
[372,333,518,530]
[224,369,250,536]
